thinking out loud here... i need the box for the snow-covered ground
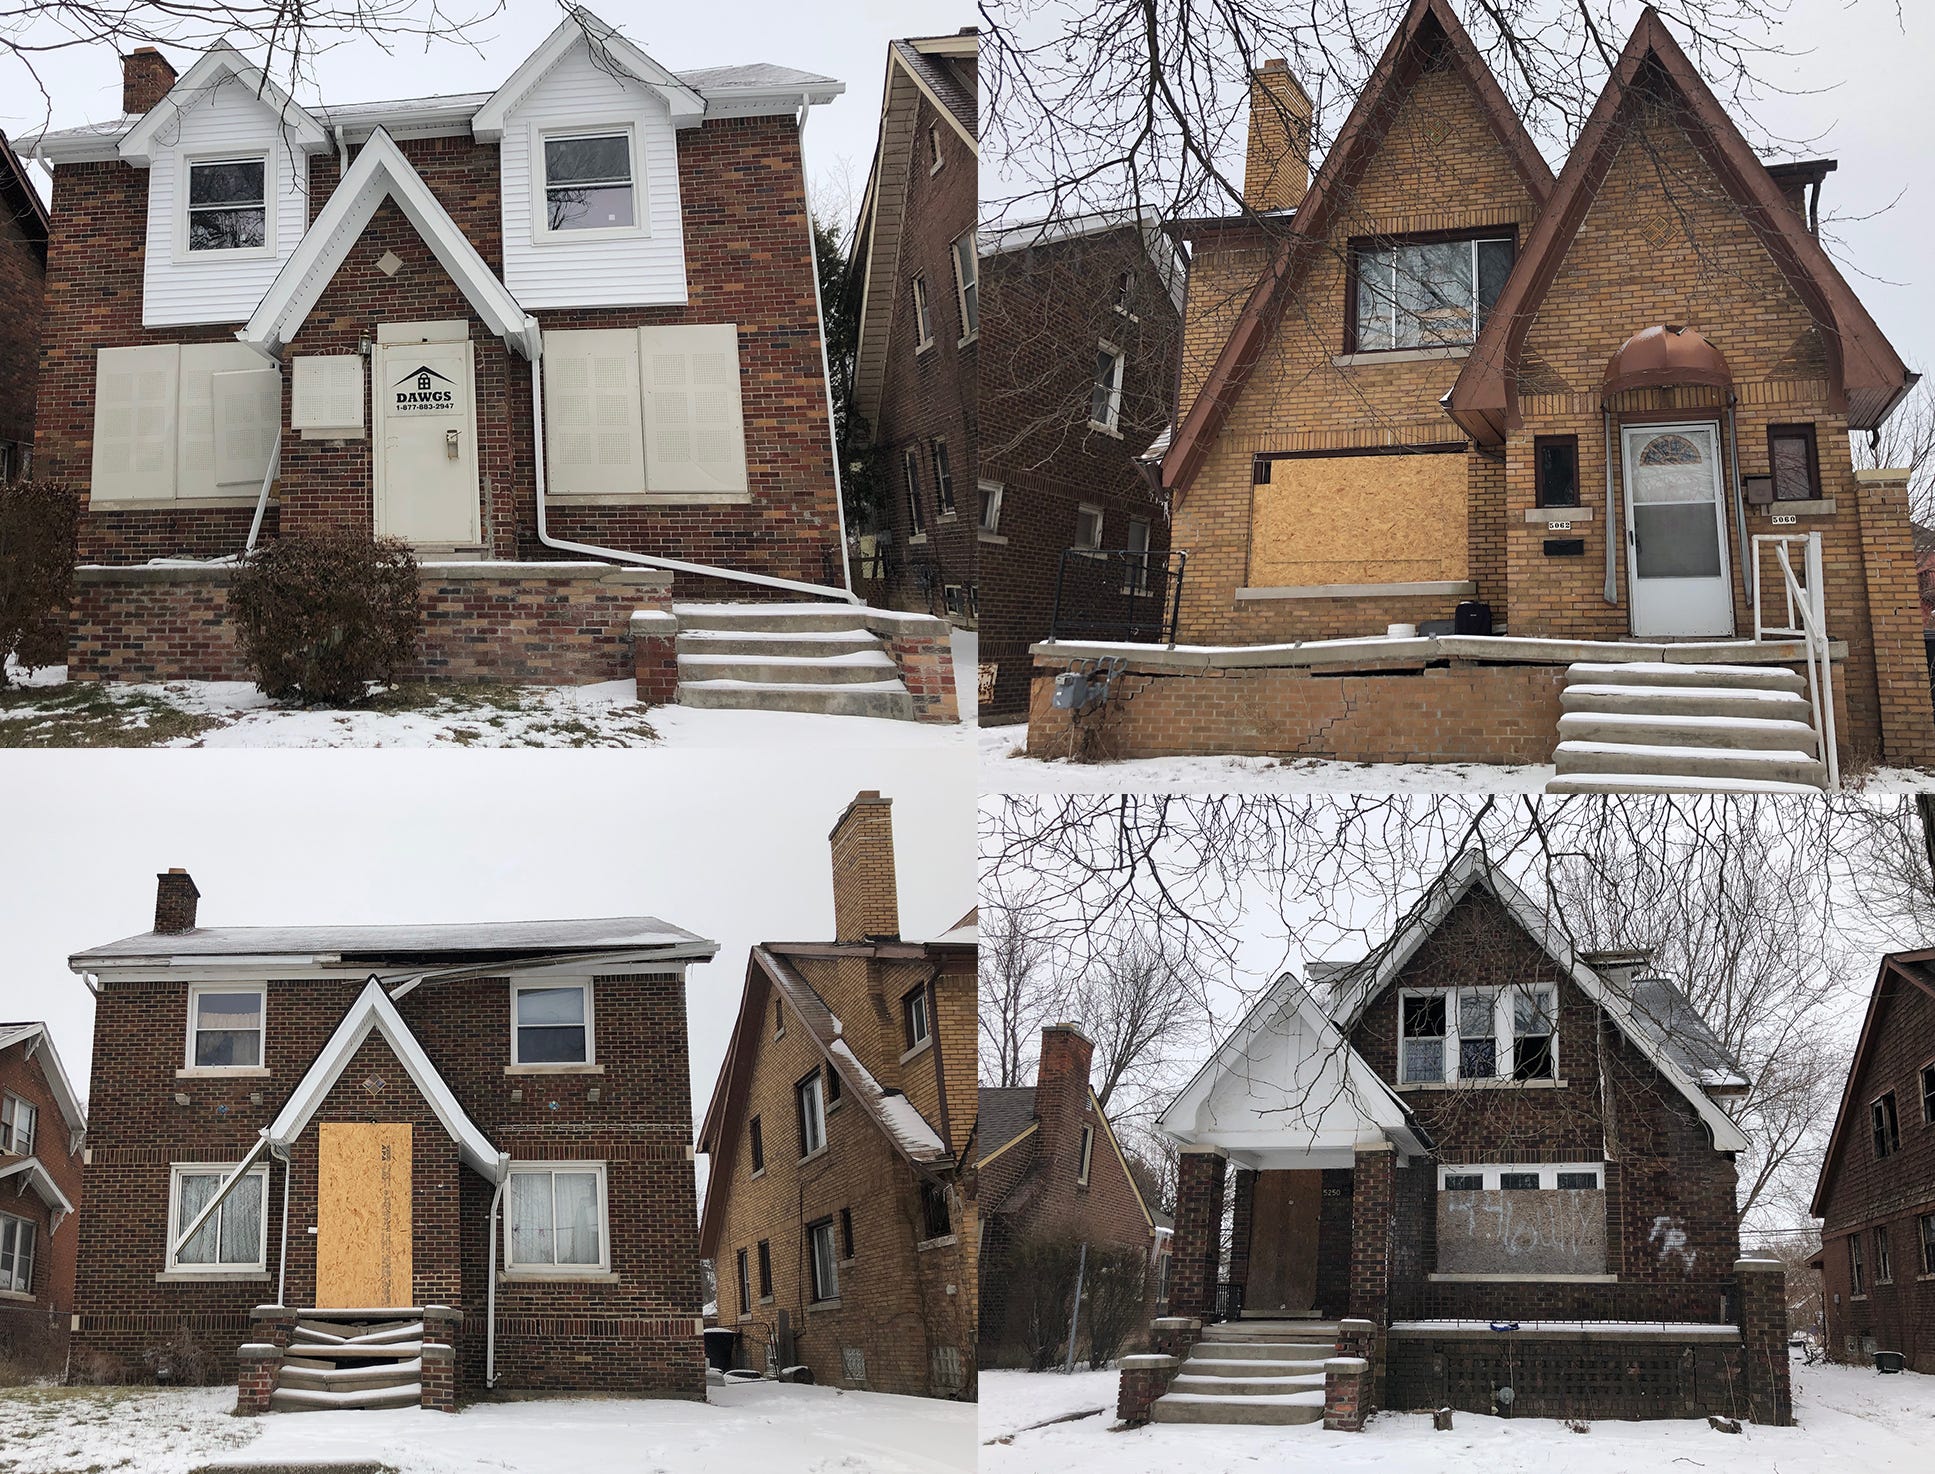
[0,1378,974,1474]
[980,1359,1935,1473]
[979,1366,1118,1439]
[978,723,1935,793]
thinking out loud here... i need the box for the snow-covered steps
[1149,1320,1337,1426]
[1547,662,1827,793]
[266,1314,425,1413]
[673,604,915,720]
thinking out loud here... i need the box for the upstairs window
[1458,990,1497,1079]
[1399,985,1556,1084]
[1076,1124,1095,1186]
[952,233,979,340]
[1919,1212,1935,1276]
[0,1094,35,1156]
[808,1218,839,1301]
[904,447,926,535]
[1768,424,1821,502]
[749,1116,765,1176]
[840,1207,856,1259]
[1513,987,1557,1080]
[0,1213,34,1294]
[1090,343,1126,431]
[903,985,931,1052]
[512,982,591,1065]
[736,1248,751,1316]
[1352,234,1513,351]
[912,275,935,350]
[1921,1063,1935,1124]
[757,1238,773,1297]
[920,1180,952,1240]
[1113,269,1137,316]
[188,985,265,1070]
[1400,993,1447,1084]
[542,131,636,233]
[1873,1091,1901,1158]
[932,440,956,516]
[979,480,1004,535]
[186,158,267,252]
[1874,1225,1894,1284]
[1849,1233,1865,1294]
[929,125,945,174]
[797,1070,827,1158]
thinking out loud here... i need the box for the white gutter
[485,1168,507,1387]
[273,1141,292,1306]
[796,89,854,594]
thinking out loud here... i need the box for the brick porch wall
[1384,1328,1746,1420]
[1170,1150,1227,1320]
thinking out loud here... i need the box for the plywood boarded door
[1246,1169,1321,1314]
[316,1123,413,1308]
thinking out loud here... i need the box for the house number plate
[1770,514,1798,526]
[1548,521,1572,531]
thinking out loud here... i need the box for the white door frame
[1620,418,1735,638]
[372,337,482,550]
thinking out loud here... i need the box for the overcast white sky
[0,0,976,232]
[0,750,976,1154]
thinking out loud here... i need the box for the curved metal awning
[1603,324,1732,398]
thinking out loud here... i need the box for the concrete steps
[1149,1321,1336,1426]
[265,1315,424,1413]
[1548,662,1827,793]
[673,604,914,720]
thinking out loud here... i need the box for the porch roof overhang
[0,1156,76,1231]
[1602,324,1732,398]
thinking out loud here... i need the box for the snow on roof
[874,1091,947,1158]
[71,916,715,966]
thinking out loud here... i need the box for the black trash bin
[1873,1350,1905,1373]
[702,1325,740,1373]
[1454,601,1493,636]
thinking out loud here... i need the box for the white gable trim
[240,129,539,359]
[0,1024,87,1144]
[0,1156,76,1230]
[890,45,976,154]
[266,976,507,1182]
[472,7,705,141]
[1326,853,1752,1155]
[119,44,330,165]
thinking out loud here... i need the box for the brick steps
[673,605,914,719]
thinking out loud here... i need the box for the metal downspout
[486,1168,506,1388]
[273,1142,292,1306]
[1603,406,1618,604]
[1726,398,1752,615]
[795,89,855,594]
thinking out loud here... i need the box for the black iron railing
[1214,1280,1244,1323]
[1048,547,1186,644]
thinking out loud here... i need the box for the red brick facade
[0,138,47,478]
[0,1028,85,1367]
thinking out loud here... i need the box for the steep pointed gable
[1447,7,1912,442]
[1163,0,1554,495]
[118,43,329,165]
[470,6,705,139]
[1809,950,1935,1219]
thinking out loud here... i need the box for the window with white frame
[512,981,592,1065]
[929,125,944,174]
[932,440,955,516]
[1436,1163,1604,1191]
[797,1070,827,1158]
[978,479,1004,535]
[1351,234,1514,351]
[186,157,269,252]
[1075,503,1104,551]
[903,985,931,1051]
[541,131,637,233]
[1126,517,1152,591]
[167,1163,269,1271]
[808,1217,839,1301]
[1076,1124,1095,1186]
[951,233,978,341]
[912,275,935,350]
[1089,342,1126,431]
[187,985,265,1070]
[1113,269,1138,316]
[0,1212,33,1294]
[1398,985,1558,1085]
[505,1163,608,1272]
[0,1094,35,1156]
[904,447,926,535]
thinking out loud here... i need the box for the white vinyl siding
[141,77,313,326]
[92,345,278,504]
[638,324,748,495]
[543,328,647,495]
[499,40,688,308]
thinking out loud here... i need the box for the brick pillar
[631,610,678,704]
[1148,1315,1202,1360]
[235,1344,280,1415]
[1171,1148,1227,1319]
[1349,1145,1396,1406]
[1116,1353,1179,1424]
[1854,469,1935,764]
[1735,1258,1793,1426]
[421,1305,461,1412]
[1323,1355,1371,1431]
[249,1304,297,1349]
[878,616,960,723]
[1227,1168,1257,1312]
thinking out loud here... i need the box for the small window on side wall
[1535,436,1580,508]
[188,985,265,1070]
[0,1094,36,1156]
[542,131,636,233]
[920,1179,952,1239]
[749,1115,765,1175]
[512,982,591,1065]
[1768,424,1820,502]
[1090,343,1126,431]
[903,986,931,1051]
[1873,1091,1901,1158]
[1076,1124,1095,1186]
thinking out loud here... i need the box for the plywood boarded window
[1248,449,1469,589]
[1435,1162,1607,1276]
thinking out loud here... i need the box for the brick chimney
[122,48,177,116]
[1244,59,1313,213]
[829,791,899,943]
[1034,1023,1095,1161]
[154,868,200,934]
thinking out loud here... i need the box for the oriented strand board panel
[1436,1189,1606,1275]
[316,1122,413,1308]
[1248,451,1469,587]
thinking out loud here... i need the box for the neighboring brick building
[0,134,48,480]
[696,793,977,1399]
[0,1023,86,1369]
[846,32,979,625]
[1028,0,1930,776]
[66,868,720,1406]
[978,216,1183,721]
[1133,850,1792,1427]
[977,1024,1161,1364]
[1811,948,1935,1372]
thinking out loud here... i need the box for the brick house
[978,215,1183,721]
[16,10,957,717]
[1026,0,1929,784]
[0,133,49,481]
[0,1023,86,1368]
[1123,850,1793,1429]
[845,32,979,627]
[977,1024,1162,1363]
[1810,948,1935,1372]
[66,867,719,1408]
[696,792,977,1399]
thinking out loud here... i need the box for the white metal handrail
[1752,531,1838,789]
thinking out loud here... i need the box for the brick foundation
[1735,1257,1793,1426]
[1116,1352,1179,1424]
[1324,1354,1370,1430]
[1384,1326,1746,1421]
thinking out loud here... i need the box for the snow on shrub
[0,480,79,683]
[229,532,421,705]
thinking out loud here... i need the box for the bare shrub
[229,532,420,705]
[1079,1245,1150,1369]
[1002,1235,1084,1371]
[141,1328,222,1385]
[0,480,79,682]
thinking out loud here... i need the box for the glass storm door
[1621,422,1734,637]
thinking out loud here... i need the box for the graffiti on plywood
[1437,1189,1608,1275]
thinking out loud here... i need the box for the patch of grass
[0,683,226,748]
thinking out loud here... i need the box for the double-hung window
[757,1239,773,1297]
[167,1163,269,1271]
[736,1248,751,1317]
[1874,1091,1901,1159]
[1090,343,1125,431]
[1351,234,1513,351]
[1919,1212,1935,1276]
[1400,993,1447,1084]
[912,275,935,350]
[932,440,956,516]
[797,1070,827,1158]
[979,480,1004,535]
[0,1094,35,1156]
[1849,1233,1865,1294]
[921,1180,952,1239]
[903,986,931,1052]
[808,1218,839,1301]
[0,1213,33,1293]
[1399,985,1557,1084]
[1074,503,1104,551]
[505,1163,608,1273]
[749,1115,765,1176]
[187,984,265,1071]
[1875,1226,1894,1284]
[542,131,636,233]
[1922,1063,1935,1124]
[512,981,592,1066]
[904,447,926,535]
[952,233,979,340]
[1076,1124,1095,1186]
[186,157,268,252]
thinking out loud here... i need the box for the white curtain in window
[508,1172,553,1265]
[176,1173,221,1263]
[221,1175,262,1265]
[554,1172,600,1266]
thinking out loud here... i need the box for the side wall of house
[0,1042,83,1366]
[0,187,44,471]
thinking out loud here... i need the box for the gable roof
[0,134,48,260]
[471,6,706,140]
[239,127,539,358]
[977,1085,1038,1162]
[1809,950,1935,1219]
[0,1156,75,1228]
[1161,0,1554,494]
[118,42,330,165]
[0,1023,86,1141]
[892,36,977,143]
[266,977,505,1181]
[1446,6,1913,442]
[982,211,1188,315]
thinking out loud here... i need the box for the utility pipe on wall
[486,1169,506,1388]
[1603,407,1619,605]
[795,88,855,595]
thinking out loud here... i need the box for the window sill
[916,340,936,357]
[798,1145,829,1167]
[917,1234,959,1254]
[504,1063,604,1076]
[1402,1078,1568,1091]
[759,1295,774,1306]
[899,1037,934,1065]
[957,334,978,349]
[978,531,1008,544]
[0,1288,38,1303]
[907,534,929,546]
[497,1271,619,1284]
[807,1297,842,1312]
[1524,506,1593,524]
[1851,1294,1868,1301]
[543,491,753,507]
[1236,580,1476,602]
[1755,498,1836,517]
[737,1313,753,1323]
[939,510,958,521]
[176,1067,270,1079]
[750,1168,765,1181]
[1428,1272,1615,1284]
[1332,345,1472,367]
[157,1270,271,1283]
[1086,421,1124,439]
